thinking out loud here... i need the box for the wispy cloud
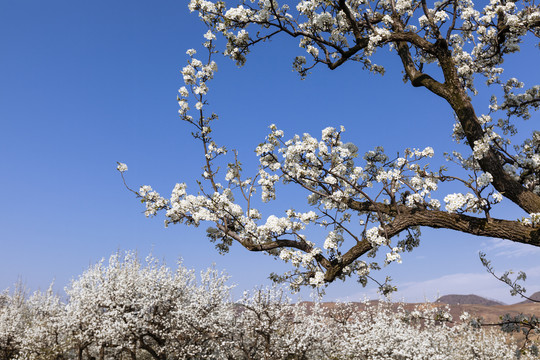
[395,272,507,303]
[480,238,540,258]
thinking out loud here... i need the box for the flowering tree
[119,0,540,292]
[0,284,27,360]
[0,284,69,360]
[64,251,234,360]
[225,288,327,358]
[19,285,68,360]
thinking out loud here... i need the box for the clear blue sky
[1,0,538,304]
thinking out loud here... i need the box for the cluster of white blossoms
[366,226,389,247]
[179,52,218,114]
[323,230,343,250]
[1,256,537,359]
[444,192,485,213]
[385,247,403,265]
[472,129,500,160]
[493,79,540,120]
[477,172,494,188]
[116,162,127,173]
[309,270,326,286]
[521,213,540,227]
[138,185,168,217]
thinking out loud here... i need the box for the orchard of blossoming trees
[118,0,540,294]
[0,252,537,359]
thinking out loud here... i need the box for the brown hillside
[518,291,540,304]
[436,294,504,306]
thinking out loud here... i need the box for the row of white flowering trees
[0,251,537,359]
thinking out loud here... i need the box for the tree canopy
[120,0,540,293]
[1,252,537,359]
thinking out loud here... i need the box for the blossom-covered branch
[119,0,540,292]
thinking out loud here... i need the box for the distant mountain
[436,294,504,306]
[518,291,540,304]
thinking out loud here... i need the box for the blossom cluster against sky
[1,0,539,303]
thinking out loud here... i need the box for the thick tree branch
[392,21,540,214]
[345,199,540,245]
[327,39,370,69]
[390,21,450,98]
[323,199,540,281]
[338,0,363,42]
[446,87,540,214]
[394,39,449,98]
[218,197,538,283]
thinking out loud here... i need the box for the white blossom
[477,172,493,187]
[116,162,128,173]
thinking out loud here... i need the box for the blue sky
[1,0,539,304]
